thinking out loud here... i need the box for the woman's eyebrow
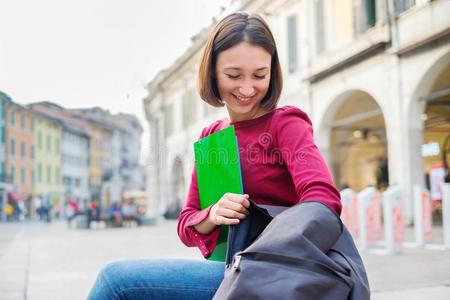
[223,67,269,71]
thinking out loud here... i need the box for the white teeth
[235,95,252,102]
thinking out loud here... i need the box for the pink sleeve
[177,132,221,258]
[276,107,342,215]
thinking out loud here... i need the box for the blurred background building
[143,0,450,223]
[68,107,145,206]
[0,98,143,221]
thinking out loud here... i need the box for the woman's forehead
[216,42,271,70]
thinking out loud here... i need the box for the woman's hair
[198,11,283,110]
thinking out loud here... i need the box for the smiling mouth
[233,94,256,103]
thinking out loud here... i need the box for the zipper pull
[232,255,241,272]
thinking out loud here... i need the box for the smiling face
[215,41,272,122]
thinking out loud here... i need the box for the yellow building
[33,112,63,209]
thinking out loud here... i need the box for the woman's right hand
[209,193,250,225]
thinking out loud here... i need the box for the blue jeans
[87,259,225,300]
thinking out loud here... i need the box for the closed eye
[225,74,267,80]
[226,74,240,79]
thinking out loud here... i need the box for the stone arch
[407,50,450,200]
[317,89,388,191]
[408,51,450,130]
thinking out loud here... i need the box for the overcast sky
[0,0,234,160]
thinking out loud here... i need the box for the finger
[221,200,248,213]
[215,215,240,225]
[242,198,251,208]
[225,196,250,209]
[225,193,250,205]
[216,207,247,220]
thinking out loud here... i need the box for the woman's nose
[238,84,255,97]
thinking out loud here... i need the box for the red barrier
[393,205,404,247]
[373,193,382,240]
[366,203,375,247]
[350,195,359,237]
[341,205,352,231]
[422,192,432,242]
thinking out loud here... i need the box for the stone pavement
[0,220,449,299]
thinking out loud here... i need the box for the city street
[1,220,450,300]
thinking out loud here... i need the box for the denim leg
[87,259,225,300]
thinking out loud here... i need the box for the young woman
[88,11,341,300]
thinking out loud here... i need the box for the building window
[1,162,5,177]
[287,15,298,73]
[314,0,326,54]
[55,138,60,154]
[38,131,42,150]
[64,177,71,188]
[10,166,15,184]
[31,145,35,159]
[47,165,51,184]
[20,168,25,184]
[21,112,25,129]
[354,0,377,34]
[164,104,174,137]
[10,110,15,126]
[31,117,35,132]
[38,163,42,183]
[366,0,376,27]
[1,128,5,143]
[10,138,15,156]
[394,0,415,15]
[46,134,51,153]
[55,167,59,184]
[31,170,35,185]
[21,142,25,158]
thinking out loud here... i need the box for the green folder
[194,126,243,261]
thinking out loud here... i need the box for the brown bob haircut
[198,11,283,111]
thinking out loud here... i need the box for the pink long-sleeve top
[177,105,342,258]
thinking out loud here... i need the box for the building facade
[61,125,90,209]
[143,0,450,222]
[32,112,64,210]
[4,101,35,217]
[28,102,91,209]
[0,92,9,183]
[0,97,143,220]
[85,122,104,203]
[68,107,143,206]
[0,92,13,220]
[115,114,144,192]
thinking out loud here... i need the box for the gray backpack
[213,201,370,300]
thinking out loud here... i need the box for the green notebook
[194,126,243,261]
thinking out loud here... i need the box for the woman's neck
[227,106,268,123]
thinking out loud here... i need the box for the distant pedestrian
[34,195,42,220]
[5,201,14,222]
[108,202,122,227]
[88,200,100,225]
[42,196,51,223]
[65,198,79,227]
[122,198,142,226]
